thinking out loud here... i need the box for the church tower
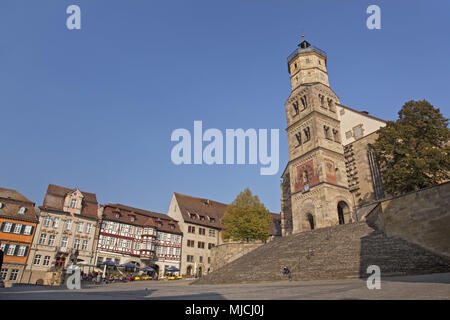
[281,38,354,235]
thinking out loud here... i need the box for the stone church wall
[366,181,450,258]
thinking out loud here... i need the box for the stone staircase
[195,222,450,284]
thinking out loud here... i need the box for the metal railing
[287,46,327,62]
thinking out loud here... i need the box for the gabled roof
[0,187,39,223]
[173,192,228,229]
[337,103,387,123]
[41,184,98,219]
[102,203,182,235]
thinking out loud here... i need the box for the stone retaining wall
[366,181,450,258]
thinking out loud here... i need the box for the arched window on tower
[318,94,325,108]
[295,132,302,146]
[292,101,299,115]
[304,127,311,142]
[323,125,331,140]
[300,96,308,109]
[327,98,335,112]
[332,129,340,143]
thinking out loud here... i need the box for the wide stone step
[195,222,450,284]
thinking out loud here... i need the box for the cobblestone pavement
[0,273,449,300]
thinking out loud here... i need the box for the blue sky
[1,0,449,213]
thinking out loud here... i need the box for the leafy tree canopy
[374,100,450,195]
[221,188,273,242]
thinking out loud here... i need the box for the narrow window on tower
[319,94,325,108]
[292,101,299,115]
[304,127,311,142]
[327,98,335,112]
[333,129,340,142]
[324,125,331,140]
[300,95,308,109]
[295,132,302,146]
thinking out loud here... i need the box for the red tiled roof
[102,203,182,235]
[41,184,98,219]
[0,187,39,223]
[173,192,228,229]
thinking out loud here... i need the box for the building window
[23,225,33,235]
[208,243,215,250]
[295,132,302,146]
[0,202,3,209]
[43,216,51,227]
[7,245,16,255]
[0,243,5,252]
[208,229,215,237]
[18,207,26,214]
[81,240,88,250]
[77,222,83,233]
[53,217,60,228]
[39,233,47,245]
[188,226,195,234]
[345,131,353,139]
[324,126,331,140]
[187,240,195,247]
[332,129,340,142]
[0,269,8,280]
[61,237,68,248]
[353,125,364,139]
[292,101,299,115]
[176,248,181,256]
[306,58,310,63]
[65,220,72,230]
[13,224,22,234]
[70,199,77,209]
[33,254,42,265]
[74,239,80,249]
[9,269,19,281]
[48,235,56,246]
[304,127,311,141]
[187,255,194,263]
[197,242,205,249]
[17,246,27,257]
[85,223,92,233]
[43,256,51,266]
[3,222,12,233]
[199,256,203,263]
[199,228,206,235]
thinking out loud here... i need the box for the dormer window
[0,202,3,209]
[115,212,120,218]
[199,216,205,221]
[157,222,162,227]
[70,199,77,209]
[18,207,26,214]
[189,213,196,219]
[130,216,135,222]
[210,217,216,223]
[170,224,175,230]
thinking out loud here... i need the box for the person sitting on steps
[282,266,292,281]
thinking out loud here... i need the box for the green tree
[374,100,450,195]
[221,188,273,242]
